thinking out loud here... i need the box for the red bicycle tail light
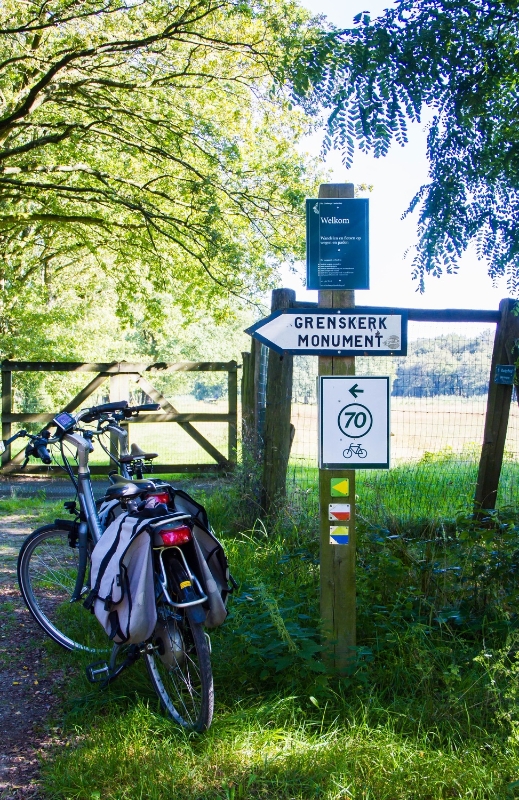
[159,525,192,546]
[150,492,170,505]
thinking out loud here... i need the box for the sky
[278,0,510,317]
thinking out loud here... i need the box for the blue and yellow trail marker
[330,525,349,545]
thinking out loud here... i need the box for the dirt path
[0,518,65,800]
[0,476,222,798]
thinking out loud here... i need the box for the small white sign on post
[319,376,390,469]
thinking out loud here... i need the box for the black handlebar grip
[92,401,129,413]
[35,444,52,465]
[82,400,129,422]
[25,438,52,465]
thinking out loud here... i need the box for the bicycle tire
[343,449,353,458]
[145,607,214,732]
[358,448,367,458]
[17,524,104,652]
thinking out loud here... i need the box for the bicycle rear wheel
[145,606,214,732]
[17,524,105,652]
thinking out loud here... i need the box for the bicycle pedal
[85,660,111,684]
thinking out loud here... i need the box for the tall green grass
[289,451,519,528]
[44,693,519,799]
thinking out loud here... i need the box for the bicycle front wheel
[145,607,214,732]
[17,524,104,652]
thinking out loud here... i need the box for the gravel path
[0,476,220,501]
[0,478,109,500]
[0,517,64,800]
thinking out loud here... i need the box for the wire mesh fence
[256,344,268,443]
[289,321,519,524]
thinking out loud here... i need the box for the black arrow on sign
[349,383,364,399]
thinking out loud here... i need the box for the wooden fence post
[474,298,519,510]
[318,182,357,671]
[228,362,238,465]
[110,368,129,458]
[261,288,296,513]
[1,363,12,466]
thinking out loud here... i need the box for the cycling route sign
[319,376,390,469]
[245,308,407,357]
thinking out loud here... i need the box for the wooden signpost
[317,182,357,670]
[246,182,397,671]
[246,181,370,669]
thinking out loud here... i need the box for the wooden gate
[1,360,238,475]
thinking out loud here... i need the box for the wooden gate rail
[1,360,238,475]
[291,302,501,323]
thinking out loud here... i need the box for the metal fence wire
[289,321,519,524]
[256,344,268,442]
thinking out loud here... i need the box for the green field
[88,400,230,467]
[5,436,519,798]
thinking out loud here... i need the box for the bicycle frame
[105,424,131,478]
[63,431,103,544]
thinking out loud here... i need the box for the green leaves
[292,0,519,291]
[0,0,324,333]
[231,584,326,680]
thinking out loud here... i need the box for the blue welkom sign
[494,364,516,384]
[306,198,369,290]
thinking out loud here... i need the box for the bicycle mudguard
[54,518,80,548]
[54,518,77,530]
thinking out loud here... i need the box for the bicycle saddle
[109,474,154,486]
[105,474,155,498]
[119,443,158,464]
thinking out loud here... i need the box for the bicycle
[342,443,367,458]
[10,401,230,731]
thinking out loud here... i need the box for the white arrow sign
[245,308,407,356]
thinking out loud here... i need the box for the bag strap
[85,516,150,611]
[83,515,127,610]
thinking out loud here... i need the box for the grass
[289,454,519,527]
[0,491,65,521]
[86,412,230,467]
[3,463,519,798]
[42,694,519,799]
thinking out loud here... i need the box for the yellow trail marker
[331,478,350,497]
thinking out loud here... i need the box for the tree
[290,0,519,292]
[0,0,322,342]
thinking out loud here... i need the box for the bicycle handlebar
[78,401,159,423]
[0,400,161,466]
[25,435,52,465]
[123,403,159,415]
[78,401,128,422]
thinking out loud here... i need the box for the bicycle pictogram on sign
[343,443,367,459]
